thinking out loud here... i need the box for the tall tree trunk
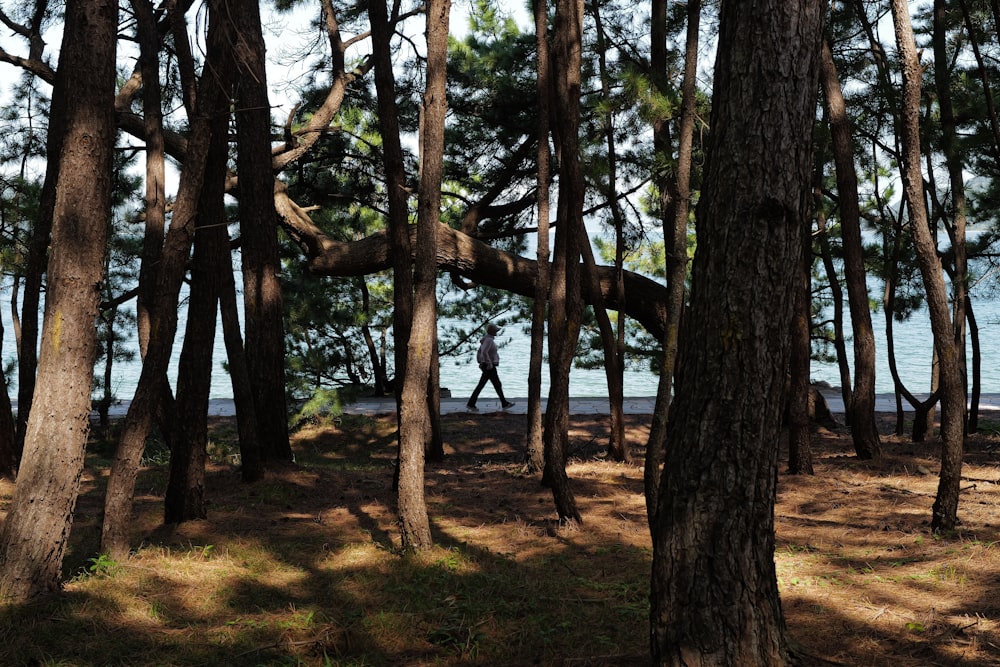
[231,0,292,464]
[934,0,969,402]
[788,177,814,475]
[163,58,232,523]
[891,0,964,531]
[398,0,450,550]
[132,0,167,362]
[369,0,413,430]
[890,0,966,532]
[101,3,222,560]
[649,0,823,662]
[820,38,881,460]
[542,0,586,525]
[526,0,552,475]
[219,243,264,482]
[16,86,63,455]
[967,297,981,432]
[589,0,627,463]
[645,0,697,521]
[0,0,117,601]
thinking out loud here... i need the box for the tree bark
[131,0,167,362]
[101,3,222,560]
[231,0,292,464]
[525,0,552,475]
[220,243,265,482]
[368,0,413,421]
[397,0,450,550]
[589,0,627,463]
[542,0,585,525]
[820,38,881,460]
[0,0,117,601]
[284,216,671,341]
[933,0,969,403]
[163,50,232,523]
[649,0,823,662]
[645,0,697,521]
[890,0,966,532]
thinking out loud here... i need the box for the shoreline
[39,391,1000,420]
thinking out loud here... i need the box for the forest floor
[2,409,1000,665]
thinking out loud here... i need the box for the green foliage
[292,388,346,427]
[85,553,119,577]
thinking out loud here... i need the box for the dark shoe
[467,404,479,412]
[502,401,515,409]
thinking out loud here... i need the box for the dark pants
[468,366,507,406]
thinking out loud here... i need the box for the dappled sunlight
[6,413,1000,664]
[775,428,1000,665]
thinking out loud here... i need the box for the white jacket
[476,334,499,369]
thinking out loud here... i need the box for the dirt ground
[277,409,1000,665]
[368,409,1000,666]
[6,408,1000,665]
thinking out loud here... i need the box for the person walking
[467,324,515,411]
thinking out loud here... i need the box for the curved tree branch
[276,184,669,340]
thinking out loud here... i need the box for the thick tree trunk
[0,0,117,601]
[821,39,881,460]
[649,0,823,662]
[164,243,216,522]
[231,0,292,464]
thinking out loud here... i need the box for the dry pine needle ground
[0,411,999,665]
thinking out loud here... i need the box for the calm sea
[3,287,999,402]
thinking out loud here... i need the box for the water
[809,297,1000,395]
[3,281,999,403]
[440,325,661,399]
[0,296,663,401]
